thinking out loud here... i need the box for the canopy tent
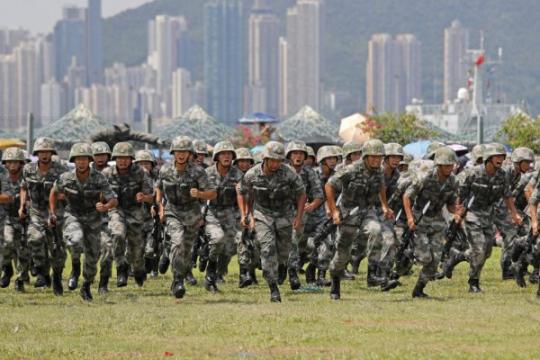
[238,112,279,124]
[277,106,340,144]
[339,113,371,143]
[158,105,234,145]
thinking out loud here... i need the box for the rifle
[20,206,29,249]
[395,201,431,267]
[192,200,210,271]
[441,196,475,262]
[241,215,255,253]
[150,208,163,258]
[310,206,361,256]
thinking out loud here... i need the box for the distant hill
[103,0,540,116]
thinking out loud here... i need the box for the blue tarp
[238,112,279,124]
[404,140,432,159]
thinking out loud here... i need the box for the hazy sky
[0,0,153,34]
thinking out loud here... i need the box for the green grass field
[1,247,539,359]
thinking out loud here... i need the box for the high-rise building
[65,57,88,110]
[41,79,66,124]
[15,41,41,128]
[204,0,245,125]
[396,34,422,105]
[0,28,29,54]
[172,68,193,118]
[54,6,87,83]
[444,20,469,103]
[278,37,288,117]
[247,0,279,115]
[87,0,103,84]
[0,54,17,129]
[284,0,322,115]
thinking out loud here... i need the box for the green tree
[362,113,439,144]
[497,113,540,153]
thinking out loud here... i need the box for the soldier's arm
[325,182,340,224]
[49,185,58,225]
[0,181,13,204]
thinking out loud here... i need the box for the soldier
[424,142,445,161]
[50,143,117,301]
[234,148,254,173]
[398,153,413,173]
[304,146,316,168]
[238,141,306,302]
[0,148,29,292]
[465,144,485,169]
[104,142,154,287]
[402,147,460,297]
[444,143,522,293]
[19,137,68,295]
[285,140,324,290]
[193,139,209,168]
[325,139,396,300]
[156,136,217,299]
[91,142,111,172]
[204,141,243,293]
[338,141,363,169]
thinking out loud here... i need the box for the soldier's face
[365,155,383,170]
[236,159,253,172]
[174,151,190,164]
[348,152,362,163]
[217,152,234,167]
[323,157,338,170]
[398,164,409,172]
[490,155,505,169]
[93,153,109,167]
[138,161,153,172]
[386,155,402,169]
[5,161,23,174]
[438,164,454,177]
[265,158,282,172]
[195,153,206,165]
[116,156,132,171]
[289,151,306,167]
[304,157,315,167]
[37,151,52,164]
[74,157,90,172]
[517,160,532,173]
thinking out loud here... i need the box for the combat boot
[277,264,287,285]
[530,266,539,284]
[316,269,331,287]
[98,275,109,294]
[269,282,281,302]
[204,261,219,293]
[342,269,355,281]
[250,269,258,285]
[468,278,482,293]
[134,272,146,287]
[186,270,198,286]
[34,267,50,288]
[14,278,25,293]
[238,267,253,288]
[145,256,154,274]
[350,258,361,275]
[443,251,465,279]
[116,264,128,287]
[305,263,316,284]
[501,258,514,280]
[330,276,341,300]
[379,266,401,292]
[80,281,93,301]
[288,268,301,290]
[171,275,186,299]
[412,278,428,298]
[68,259,81,290]
[514,262,527,288]
[158,254,170,274]
[52,270,63,296]
[366,263,385,287]
[0,263,14,288]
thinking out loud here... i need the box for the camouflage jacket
[384,167,401,209]
[297,165,324,204]
[206,164,243,211]
[0,171,22,219]
[22,161,69,212]
[103,164,153,210]
[54,168,116,218]
[458,164,511,213]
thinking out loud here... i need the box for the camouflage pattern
[306,146,316,159]
[316,146,341,164]
[262,141,286,161]
[170,136,195,154]
[212,141,236,161]
[400,153,413,166]
[54,168,116,283]
[2,147,26,163]
[111,142,135,159]
[483,143,506,161]
[135,150,157,164]
[434,146,458,165]
[424,141,445,160]
[285,140,308,158]
[342,141,363,159]
[362,139,385,158]
[384,143,404,157]
[91,142,111,156]
[234,148,254,164]
[511,147,534,163]
[194,139,209,155]
[239,162,305,284]
[69,143,93,162]
[32,137,57,155]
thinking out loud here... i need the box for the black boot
[269,282,281,302]
[530,266,539,284]
[250,269,258,285]
[0,263,14,288]
[68,259,81,290]
[316,269,331,287]
[158,254,170,274]
[80,281,93,301]
[379,265,401,292]
[134,272,146,287]
[116,264,128,288]
[350,258,361,275]
[145,256,154,274]
[52,270,63,296]
[238,267,253,288]
[443,251,465,279]
[15,278,25,293]
[342,269,355,281]
[204,261,219,293]
[98,275,109,294]
[330,276,341,300]
[288,268,301,290]
[367,263,385,287]
[34,267,49,288]
[514,262,527,288]
[277,264,287,285]
[501,258,514,280]
[412,278,428,298]
[186,270,197,286]
[305,263,316,284]
[468,278,481,293]
[171,275,186,299]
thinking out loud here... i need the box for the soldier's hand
[304,202,317,213]
[383,207,394,220]
[136,192,145,203]
[533,222,539,236]
[190,188,200,198]
[48,214,57,228]
[512,213,523,226]
[407,218,416,231]
[18,208,26,219]
[331,209,341,225]
[57,193,65,201]
[96,202,108,213]
[159,207,165,223]
[453,213,462,224]
[293,215,302,230]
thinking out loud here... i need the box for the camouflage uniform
[104,143,153,284]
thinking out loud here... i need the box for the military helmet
[434,146,458,166]
[511,147,534,163]
[384,143,404,158]
[32,137,57,155]
[170,136,195,154]
[330,145,343,159]
[134,150,156,164]
[361,139,385,159]
[91,141,111,156]
[111,142,135,159]
[22,150,31,163]
[316,145,341,164]
[470,144,484,163]
[2,147,26,163]
[285,140,308,159]
[306,146,316,159]
[400,153,413,166]
[342,141,362,159]
[69,143,93,162]
[483,143,506,161]
[425,141,445,160]
[234,147,254,164]
[213,141,236,161]
[193,139,209,155]
[262,141,286,161]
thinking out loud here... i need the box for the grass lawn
[1,247,539,359]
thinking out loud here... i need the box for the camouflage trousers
[413,215,446,284]
[166,210,200,278]
[142,218,154,257]
[288,216,318,270]
[350,231,367,268]
[329,210,380,278]
[63,212,101,283]
[463,211,496,280]
[27,209,66,273]
[378,215,398,271]
[3,218,30,279]
[205,209,239,263]
[236,227,260,270]
[253,212,293,284]
[99,217,114,278]
[494,207,519,269]
[109,208,145,276]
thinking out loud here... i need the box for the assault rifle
[441,196,475,262]
[192,201,210,272]
[395,201,431,267]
